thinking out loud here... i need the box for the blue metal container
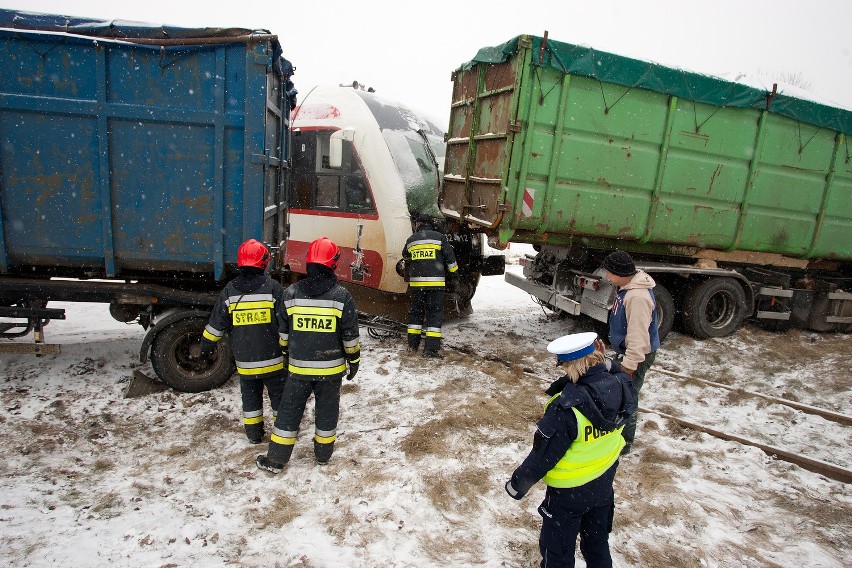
[0,10,292,281]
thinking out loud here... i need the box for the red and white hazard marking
[522,187,534,217]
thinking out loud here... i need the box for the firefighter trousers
[240,374,286,442]
[269,377,342,464]
[407,287,444,351]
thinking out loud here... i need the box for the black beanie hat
[603,251,636,277]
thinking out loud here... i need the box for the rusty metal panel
[443,34,852,262]
[443,56,520,228]
[0,15,287,279]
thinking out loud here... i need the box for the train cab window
[289,130,374,214]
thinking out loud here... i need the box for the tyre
[653,283,675,343]
[455,272,481,308]
[150,317,235,393]
[681,277,748,339]
[446,272,481,317]
[807,292,852,333]
[585,284,674,343]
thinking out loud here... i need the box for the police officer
[602,250,660,454]
[402,214,459,359]
[199,239,287,444]
[505,332,635,568]
[256,237,360,473]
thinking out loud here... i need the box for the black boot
[256,455,286,474]
[268,440,294,464]
[314,440,335,465]
[245,423,265,444]
[422,349,444,359]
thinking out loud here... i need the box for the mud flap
[123,369,168,399]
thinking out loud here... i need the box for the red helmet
[237,239,270,270]
[306,237,340,270]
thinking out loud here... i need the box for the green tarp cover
[461,35,852,135]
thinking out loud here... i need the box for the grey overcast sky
[3,0,851,126]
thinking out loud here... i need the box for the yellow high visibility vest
[542,394,625,488]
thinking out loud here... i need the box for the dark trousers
[240,374,285,439]
[407,287,444,351]
[538,463,618,568]
[269,377,342,463]
[621,351,656,449]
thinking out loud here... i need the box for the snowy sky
[2,0,851,126]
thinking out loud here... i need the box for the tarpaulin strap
[534,66,558,106]
[597,78,632,115]
[18,33,63,58]
[797,121,821,155]
[158,47,202,71]
[692,101,723,134]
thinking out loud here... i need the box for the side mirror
[328,128,355,169]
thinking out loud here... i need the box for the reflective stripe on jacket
[283,284,360,381]
[403,229,458,288]
[203,278,288,379]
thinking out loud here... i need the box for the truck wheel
[447,272,480,316]
[654,283,675,343]
[681,277,747,339]
[807,292,852,333]
[456,272,481,308]
[150,317,235,393]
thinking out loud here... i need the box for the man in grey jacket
[602,251,660,455]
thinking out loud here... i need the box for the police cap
[547,332,598,362]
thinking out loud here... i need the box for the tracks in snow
[444,340,852,484]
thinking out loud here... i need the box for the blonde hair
[559,350,605,382]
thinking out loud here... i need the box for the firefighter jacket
[201,272,288,379]
[282,267,360,381]
[402,227,459,288]
[506,364,635,498]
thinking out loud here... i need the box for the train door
[286,128,383,289]
[289,129,373,215]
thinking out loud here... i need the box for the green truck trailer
[441,34,852,338]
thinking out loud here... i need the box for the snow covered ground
[1,253,850,567]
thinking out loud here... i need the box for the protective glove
[346,361,359,381]
[504,479,523,500]
[395,259,408,279]
[195,343,213,364]
[447,277,459,292]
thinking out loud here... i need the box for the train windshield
[356,92,445,217]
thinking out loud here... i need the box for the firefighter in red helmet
[257,236,361,473]
[199,239,288,444]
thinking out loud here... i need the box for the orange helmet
[237,239,270,270]
[306,237,340,270]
